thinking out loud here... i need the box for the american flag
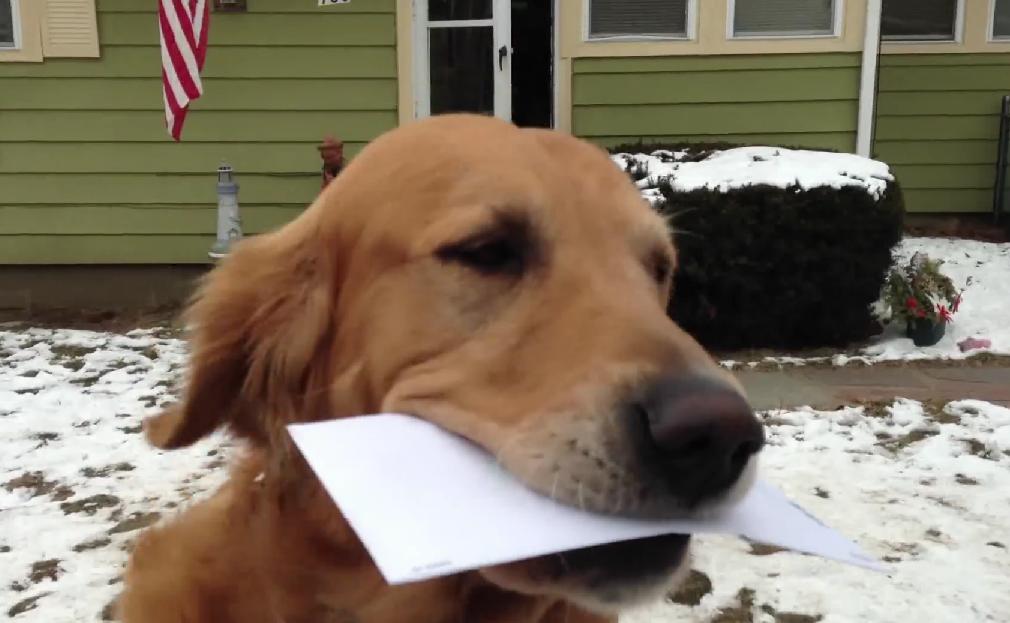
[159,0,210,141]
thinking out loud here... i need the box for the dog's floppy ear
[145,217,335,449]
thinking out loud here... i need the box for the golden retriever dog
[117,114,763,623]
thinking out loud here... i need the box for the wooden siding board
[887,164,995,190]
[898,190,993,213]
[1,174,321,205]
[1,78,397,110]
[876,91,1008,116]
[873,140,998,165]
[0,143,367,173]
[878,65,1010,92]
[98,13,394,46]
[573,53,861,74]
[0,111,397,142]
[0,46,398,78]
[0,205,304,235]
[0,235,218,264]
[875,115,998,141]
[574,68,859,106]
[598,133,856,152]
[575,101,858,137]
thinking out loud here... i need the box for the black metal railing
[992,95,1010,225]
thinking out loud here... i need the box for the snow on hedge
[612,146,894,205]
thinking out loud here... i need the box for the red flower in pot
[884,253,969,347]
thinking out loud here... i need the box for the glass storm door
[415,0,511,120]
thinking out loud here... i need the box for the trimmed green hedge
[612,142,905,350]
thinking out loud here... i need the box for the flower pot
[906,318,946,347]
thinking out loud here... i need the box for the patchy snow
[2,327,1009,622]
[628,398,1010,623]
[0,328,231,621]
[612,146,894,203]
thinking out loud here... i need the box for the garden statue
[319,135,345,189]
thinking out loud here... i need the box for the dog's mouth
[481,533,690,613]
[551,533,690,585]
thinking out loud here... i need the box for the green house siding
[0,0,397,264]
[572,53,861,153]
[875,54,1009,213]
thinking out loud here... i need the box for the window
[1,0,99,62]
[1,0,18,49]
[881,0,959,41]
[588,0,691,39]
[993,0,1010,40]
[731,0,838,38]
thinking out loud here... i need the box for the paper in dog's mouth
[288,414,885,585]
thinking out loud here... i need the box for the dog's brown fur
[118,114,739,623]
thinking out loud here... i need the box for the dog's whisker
[550,473,560,502]
[671,228,703,240]
[493,430,524,468]
[577,482,585,511]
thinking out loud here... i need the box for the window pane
[0,0,14,48]
[881,0,957,41]
[428,0,491,21]
[589,0,688,38]
[994,0,1010,38]
[429,26,494,115]
[733,0,835,36]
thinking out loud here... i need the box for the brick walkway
[736,364,1010,411]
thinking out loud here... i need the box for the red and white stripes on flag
[159,0,209,141]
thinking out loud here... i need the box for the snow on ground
[0,328,231,621]
[2,328,1009,622]
[628,398,1010,623]
[612,147,894,206]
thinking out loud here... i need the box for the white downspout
[856,0,883,157]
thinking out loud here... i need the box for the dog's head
[147,114,763,615]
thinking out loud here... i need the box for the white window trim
[0,0,40,62]
[881,0,964,44]
[989,0,1010,41]
[582,0,698,42]
[727,0,844,40]
[2,0,23,50]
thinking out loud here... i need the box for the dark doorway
[511,0,553,128]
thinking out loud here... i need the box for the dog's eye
[437,236,524,276]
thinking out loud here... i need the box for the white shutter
[42,0,99,57]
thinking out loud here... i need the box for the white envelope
[288,414,884,585]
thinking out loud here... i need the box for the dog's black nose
[635,375,764,505]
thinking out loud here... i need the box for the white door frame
[412,0,512,121]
